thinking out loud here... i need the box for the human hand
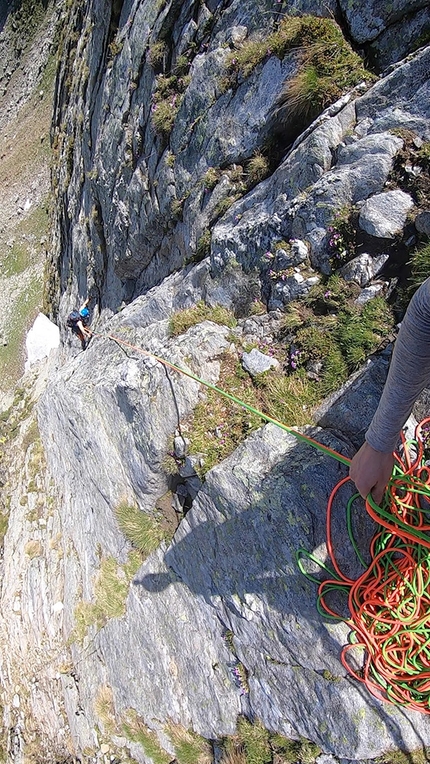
[349,441,394,505]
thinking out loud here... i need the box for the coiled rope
[94,330,430,712]
[298,419,430,712]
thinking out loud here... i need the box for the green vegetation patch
[220,723,321,764]
[269,733,321,764]
[148,40,168,69]
[0,513,8,548]
[0,272,43,390]
[387,134,430,208]
[165,721,211,764]
[2,202,49,277]
[327,205,358,268]
[376,748,430,764]
[185,351,263,475]
[115,500,168,555]
[176,279,394,476]
[151,65,191,137]
[123,709,172,764]
[8,0,50,52]
[184,351,319,476]
[260,369,321,424]
[226,15,373,125]
[193,230,212,262]
[408,240,430,296]
[288,276,394,383]
[236,717,271,764]
[246,152,270,186]
[169,301,237,336]
[72,551,142,643]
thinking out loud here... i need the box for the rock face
[28,286,424,760]
[2,0,430,761]
[25,284,430,761]
[47,0,430,321]
[339,0,429,44]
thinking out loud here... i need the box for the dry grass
[236,717,271,764]
[94,557,130,620]
[94,685,118,735]
[165,721,212,764]
[115,500,165,556]
[122,709,172,764]
[220,738,247,764]
[246,152,269,185]
[72,551,142,643]
[24,539,43,559]
[169,301,236,336]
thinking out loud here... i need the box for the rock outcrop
[1,0,430,762]
[47,0,430,320]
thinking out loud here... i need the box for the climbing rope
[93,329,430,713]
[298,419,430,713]
[92,330,351,465]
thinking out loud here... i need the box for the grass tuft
[186,351,262,475]
[281,30,369,123]
[122,709,171,764]
[151,69,191,137]
[72,551,140,643]
[408,240,430,296]
[152,94,179,136]
[236,717,271,764]
[376,748,430,764]
[165,721,212,764]
[148,40,167,68]
[193,230,212,262]
[220,737,247,764]
[169,301,236,337]
[94,557,129,620]
[227,15,373,132]
[269,733,321,764]
[115,500,165,556]
[246,152,269,185]
[261,370,319,426]
[24,539,43,559]
[94,685,118,735]
[203,167,221,190]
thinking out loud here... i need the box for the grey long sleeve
[366,277,430,453]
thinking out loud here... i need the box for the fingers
[370,481,385,506]
[349,441,394,506]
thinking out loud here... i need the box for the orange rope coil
[300,418,430,713]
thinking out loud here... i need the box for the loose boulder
[358,190,414,238]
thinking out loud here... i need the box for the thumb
[370,481,385,506]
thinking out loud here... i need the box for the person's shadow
[137,425,367,659]
[135,424,430,754]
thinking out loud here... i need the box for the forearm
[366,278,430,453]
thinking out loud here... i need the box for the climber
[349,277,430,504]
[67,297,92,350]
